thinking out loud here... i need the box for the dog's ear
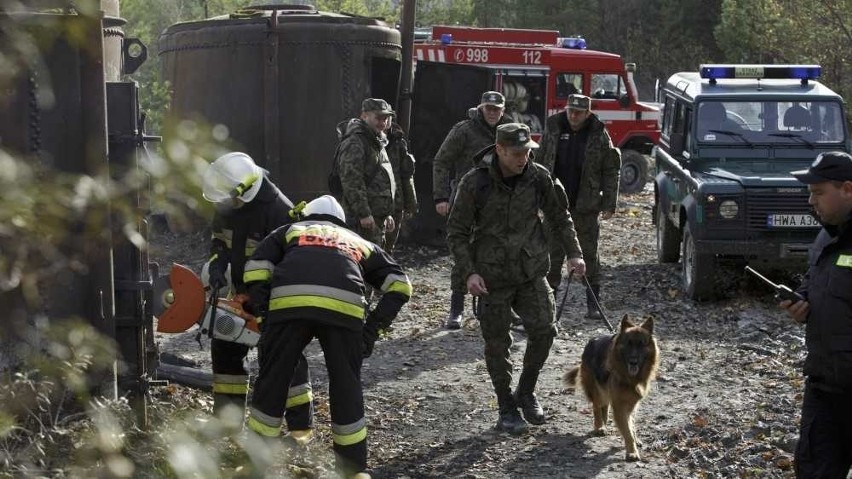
[639,316,654,335]
[620,314,632,332]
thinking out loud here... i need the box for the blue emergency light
[559,37,586,49]
[699,64,822,85]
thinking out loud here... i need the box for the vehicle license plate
[767,214,819,228]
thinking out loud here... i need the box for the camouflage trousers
[478,277,557,398]
[547,211,601,289]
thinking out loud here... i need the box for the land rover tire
[619,150,649,194]
[656,205,681,263]
[681,224,716,300]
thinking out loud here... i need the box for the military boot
[495,392,528,434]
[514,369,545,425]
[585,285,603,320]
[445,291,464,330]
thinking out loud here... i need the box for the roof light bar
[558,37,586,49]
[699,64,822,85]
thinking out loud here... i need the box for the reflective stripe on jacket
[244,217,412,331]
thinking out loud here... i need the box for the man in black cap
[782,151,852,478]
[433,91,513,329]
[447,122,586,434]
[537,94,621,320]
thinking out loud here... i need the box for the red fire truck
[409,25,660,206]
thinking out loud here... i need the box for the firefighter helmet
[202,152,264,203]
[303,195,346,223]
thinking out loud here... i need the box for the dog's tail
[562,366,580,389]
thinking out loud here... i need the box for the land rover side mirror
[618,93,630,108]
[669,133,685,156]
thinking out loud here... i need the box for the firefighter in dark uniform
[783,151,852,478]
[244,195,411,479]
[201,152,313,441]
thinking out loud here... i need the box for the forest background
[121,0,852,133]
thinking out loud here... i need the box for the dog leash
[583,275,615,333]
[471,295,482,319]
[555,270,575,320]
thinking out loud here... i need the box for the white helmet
[202,152,264,203]
[303,195,346,223]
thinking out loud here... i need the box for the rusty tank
[159,4,402,202]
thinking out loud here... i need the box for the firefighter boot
[445,291,464,330]
[495,392,528,434]
[213,393,246,430]
[586,285,603,320]
[288,429,314,447]
[514,369,545,425]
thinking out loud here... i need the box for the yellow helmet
[202,152,264,203]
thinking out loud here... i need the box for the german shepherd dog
[563,315,659,461]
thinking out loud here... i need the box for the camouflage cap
[496,123,539,149]
[566,94,591,111]
[361,98,395,116]
[479,91,506,108]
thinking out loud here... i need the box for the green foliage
[416,0,474,27]
[716,0,852,124]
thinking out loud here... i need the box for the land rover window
[697,100,846,145]
[662,96,675,137]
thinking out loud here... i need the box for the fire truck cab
[407,25,660,244]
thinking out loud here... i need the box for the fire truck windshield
[695,100,846,146]
[590,73,626,100]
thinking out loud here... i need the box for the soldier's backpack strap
[472,167,492,216]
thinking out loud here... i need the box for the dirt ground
[151,185,815,479]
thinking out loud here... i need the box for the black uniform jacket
[209,174,294,293]
[798,213,852,392]
[243,215,412,331]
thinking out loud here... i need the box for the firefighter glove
[208,263,228,291]
[362,321,380,358]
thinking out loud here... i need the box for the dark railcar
[0,1,156,424]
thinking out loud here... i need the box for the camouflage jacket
[386,122,418,214]
[447,151,583,289]
[537,112,621,213]
[432,110,512,202]
[337,118,396,221]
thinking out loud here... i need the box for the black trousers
[795,381,852,478]
[212,338,312,429]
[250,320,367,474]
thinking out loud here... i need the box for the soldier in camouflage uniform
[338,98,397,246]
[384,121,418,252]
[447,123,586,434]
[537,94,621,319]
[433,91,512,329]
